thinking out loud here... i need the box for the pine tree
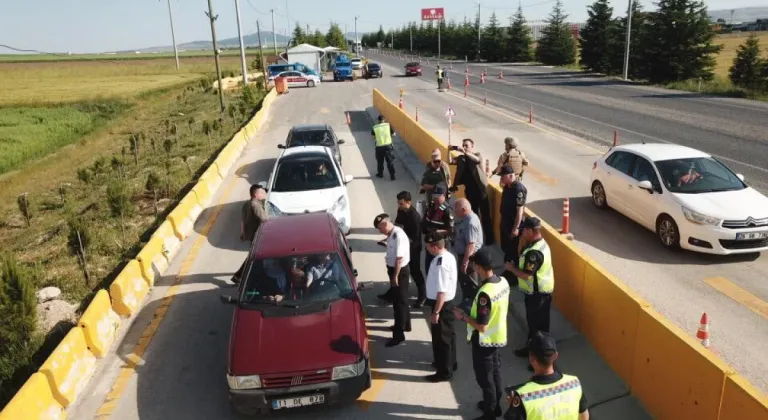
[640,0,722,84]
[482,12,505,62]
[579,0,616,73]
[507,6,534,62]
[729,34,766,92]
[311,30,327,47]
[609,0,648,78]
[326,23,346,50]
[376,26,386,45]
[292,23,306,47]
[535,0,577,66]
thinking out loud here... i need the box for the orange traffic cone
[465,74,470,86]
[613,130,619,147]
[399,97,404,110]
[697,313,710,347]
[346,112,351,125]
[446,78,452,90]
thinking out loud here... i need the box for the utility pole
[409,25,413,51]
[164,0,180,70]
[284,0,290,45]
[438,19,441,59]
[622,0,633,80]
[306,24,310,35]
[205,0,225,113]
[233,0,248,86]
[355,16,360,52]
[270,9,278,54]
[475,0,481,61]
[256,19,266,80]
[391,31,394,49]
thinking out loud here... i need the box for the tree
[310,30,327,47]
[507,6,534,62]
[292,23,306,47]
[609,0,649,78]
[376,26,386,44]
[145,171,161,214]
[535,0,577,66]
[326,23,346,50]
[16,193,31,227]
[106,178,133,239]
[640,0,722,84]
[580,0,616,73]
[128,133,140,165]
[729,34,767,92]
[482,12,505,62]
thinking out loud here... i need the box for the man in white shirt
[423,231,458,382]
[374,213,411,347]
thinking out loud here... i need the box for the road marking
[93,154,245,419]
[704,277,768,320]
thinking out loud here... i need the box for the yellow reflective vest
[372,123,393,147]
[466,277,510,347]
[436,69,445,79]
[516,374,583,420]
[518,239,554,295]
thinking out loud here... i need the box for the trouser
[375,145,395,177]
[388,265,412,340]
[524,293,552,340]
[437,78,444,89]
[466,187,494,246]
[409,246,425,301]
[472,340,503,418]
[457,253,479,313]
[427,299,456,376]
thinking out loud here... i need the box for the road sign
[445,106,455,117]
[421,7,445,21]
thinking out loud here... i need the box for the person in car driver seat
[306,253,345,295]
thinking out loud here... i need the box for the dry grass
[714,31,768,78]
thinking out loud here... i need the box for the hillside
[709,7,768,23]
[133,31,290,53]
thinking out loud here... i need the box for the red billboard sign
[421,8,445,21]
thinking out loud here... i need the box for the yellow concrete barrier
[167,199,194,241]
[199,171,222,200]
[0,372,65,420]
[136,236,168,286]
[78,289,120,359]
[151,220,181,263]
[110,260,150,317]
[179,192,203,223]
[230,130,247,151]
[720,374,768,419]
[39,327,97,407]
[215,146,238,176]
[192,183,213,208]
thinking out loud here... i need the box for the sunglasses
[432,159,441,164]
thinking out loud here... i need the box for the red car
[405,62,422,76]
[221,212,371,416]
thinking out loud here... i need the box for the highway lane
[66,79,551,420]
[363,61,768,393]
[368,51,768,193]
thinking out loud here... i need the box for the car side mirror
[277,144,286,149]
[220,294,238,304]
[344,175,354,184]
[737,173,745,182]
[337,139,345,145]
[637,180,654,193]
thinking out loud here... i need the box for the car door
[625,156,664,229]
[602,151,637,213]
[294,72,308,85]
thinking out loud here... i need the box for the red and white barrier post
[415,106,419,122]
[499,70,504,79]
[697,313,710,348]
[613,130,619,148]
[529,105,534,124]
[560,198,574,240]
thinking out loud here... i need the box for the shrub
[16,193,31,227]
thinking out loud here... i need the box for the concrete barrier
[38,327,97,407]
[136,236,169,286]
[167,199,195,241]
[0,372,64,420]
[109,260,150,317]
[78,289,120,359]
[371,88,768,419]
[151,220,181,263]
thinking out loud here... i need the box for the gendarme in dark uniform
[421,185,455,274]
[499,166,527,268]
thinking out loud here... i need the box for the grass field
[713,31,768,78]
[0,48,283,63]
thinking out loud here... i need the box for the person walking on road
[503,332,589,420]
[454,248,510,420]
[232,184,268,285]
[424,232,458,383]
[450,138,494,245]
[374,213,412,347]
[492,137,529,180]
[503,217,554,367]
[453,198,484,313]
[421,186,455,279]
[498,166,527,269]
[371,115,396,180]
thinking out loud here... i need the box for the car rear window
[288,129,334,147]
[272,155,340,192]
[241,253,353,307]
[368,64,380,69]
[406,62,420,67]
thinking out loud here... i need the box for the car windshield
[241,253,353,307]
[654,157,746,193]
[271,155,340,192]
[288,129,334,147]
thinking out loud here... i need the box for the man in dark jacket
[450,138,494,245]
[232,184,268,285]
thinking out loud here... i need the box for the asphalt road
[362,55,768,393]
[369,51,768,193]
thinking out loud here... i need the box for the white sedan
[350,58,363,70]
[589,143,768,255]
[273,70,321,87]
[262,145,353,235]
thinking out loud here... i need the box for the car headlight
[266,201,287,217]
[331,358,366,381]
[226,374,262,390]
[681,207,721,226]
[330,195,348,214]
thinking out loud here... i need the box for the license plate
[271,394,325,410]
[736,231,768,240]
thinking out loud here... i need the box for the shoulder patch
[479,296,488,305]
[512,393,521,407]
[436,257,442,266]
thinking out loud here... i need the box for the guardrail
[0,87,279,420]
[371,88,768,420]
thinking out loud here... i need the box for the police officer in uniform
[436,65,445,91]
[371,115,396,180]
[504,332,589,420]
[503,217,554,365]
[374,213,412,347]
[498,166,527,270]
[454,248,510,420]
[424,232,458,382]
[421,185,455,276]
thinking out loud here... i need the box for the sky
[0,0,762,54]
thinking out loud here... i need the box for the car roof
[253,213,339,258]
[279,145,333,158]
[291,124,331,132]
[612,143,711,161]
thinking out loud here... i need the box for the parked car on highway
[404,62,422,76]
[222,212,371,416]
[262,146,353,235]
[590,143,768,255]
[271,71,321,88]
[363,62,383,79]
[350,58,363,70]
[278,124,345,166]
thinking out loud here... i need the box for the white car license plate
[271,394,325,410]
[736,231,768,240]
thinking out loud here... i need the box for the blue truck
[332,54,355,82]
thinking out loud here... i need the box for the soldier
[492,137,529,180]
[421,185,455,278]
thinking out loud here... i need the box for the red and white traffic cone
[346,112,351,125]
[465,65,469,74]
[697,313,710,348]
[613,130,619,148]
[465,74,470,86]
[529,105,534,124]
[480,73,486,84]
[499,70,504,79]
[447,77,452,90]
[560,198,574,240]
[399,96,404,110]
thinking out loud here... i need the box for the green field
[0,48,283,63]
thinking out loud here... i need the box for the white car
[274,70,321,87]
[589,143,768,255]
[262,146,353,235]
[350,58,363,70]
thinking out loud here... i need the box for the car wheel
[591,181,608,209]
[656,215,681,250]
[307,80,316,87]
